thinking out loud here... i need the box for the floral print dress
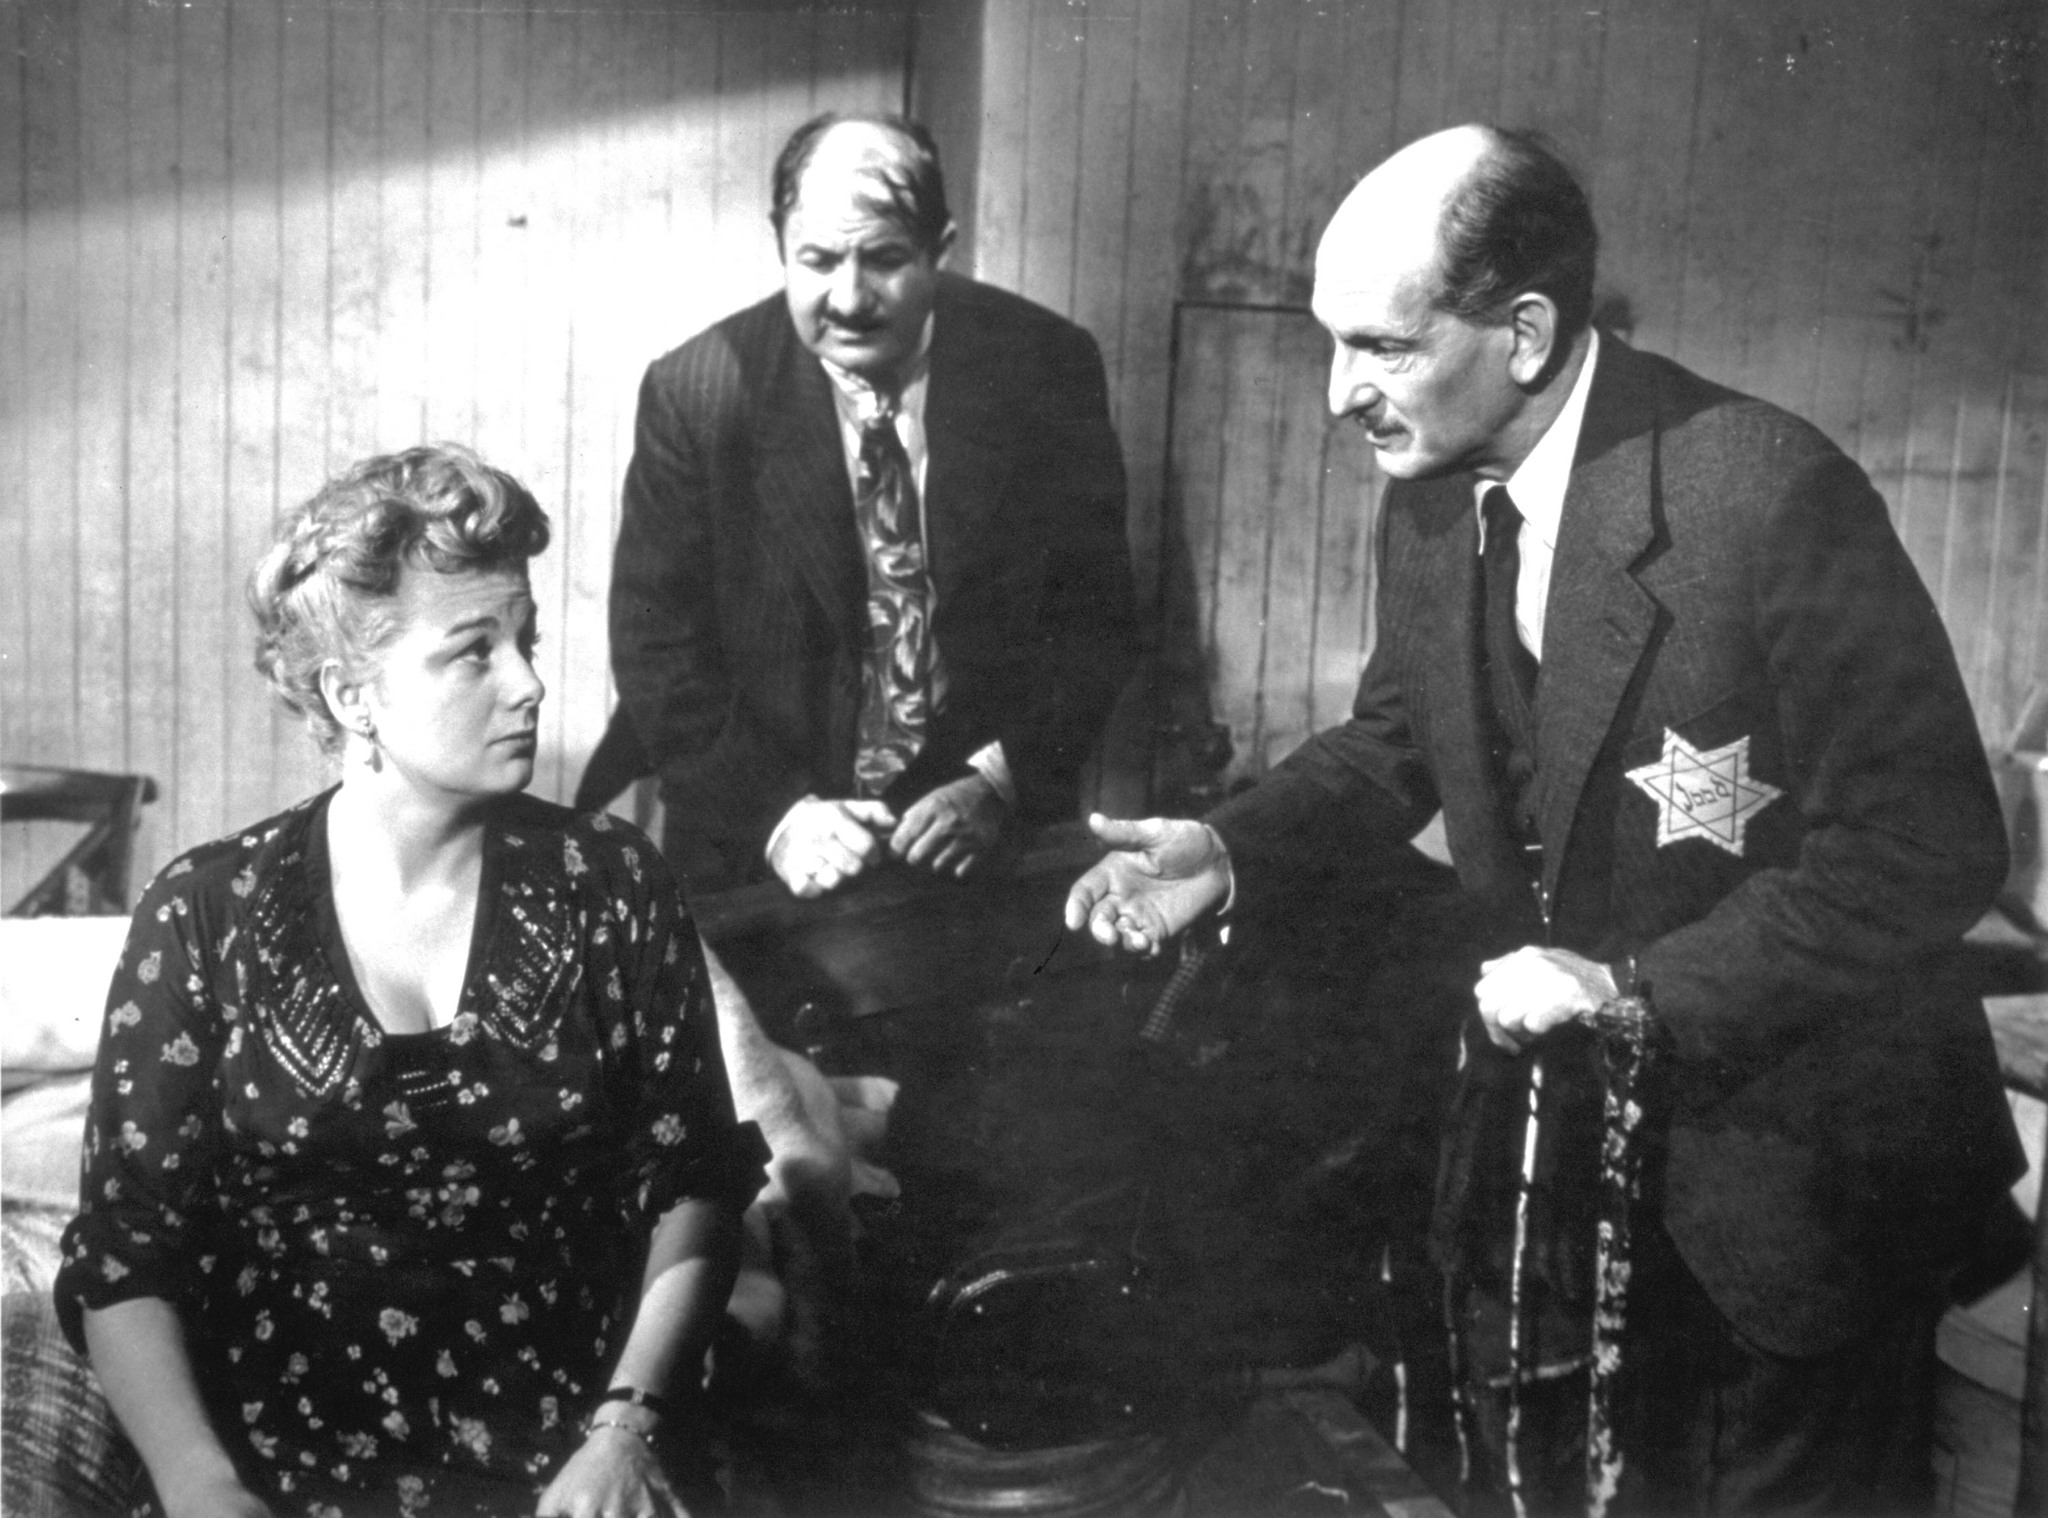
[56,790,767,1517]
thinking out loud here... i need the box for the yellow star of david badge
[1625,729,1783,857]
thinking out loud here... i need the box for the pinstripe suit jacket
[610,274,1137,888]
[1211,337,2021,1356]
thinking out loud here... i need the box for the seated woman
[54,444,767,1518]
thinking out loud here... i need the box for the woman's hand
[535,1421,687,1518]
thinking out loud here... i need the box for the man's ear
[932,220,959,270]
[1506,292,1560,388]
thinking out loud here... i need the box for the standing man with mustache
[607,114,1136,895]
[1066,124,2020,1513]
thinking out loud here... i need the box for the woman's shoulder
[138,791,329,908]
[494,794,674,893]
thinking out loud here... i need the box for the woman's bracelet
[591,1384,673,1419]
[583,1416,657,1452]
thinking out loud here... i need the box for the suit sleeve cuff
[966,743,1016,809]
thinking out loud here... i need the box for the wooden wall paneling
[1088,0,1192,816]
[376,1,431,454]
[1177,2,1251,302]
[1585,6,1704,361]
[1973,373,2042,739]
[75,2,134,796]
[268,4,339,814]
[1498,0,1602,153]
[515,2,578,804]
[1309,365,1380,739]
[1790,12,1894,468]
[1016,0,1083,317]
[1061,1,1138,813]
[16,1,81,786]
[1933,27,2045,738]
[126,1,183,873]
[1207,311,1288,782]
[1159,305,1236,766]
[908,0,981,264]
[657,3,721,354]
[327,4,384,476]
[1,0,22,899]
[1884,10,1989,596]
[708,8,780,321]
[1110,0,1192,611]
[1826,6,1940,513]
[1332,0,1405,179]
[469,8,533,477]
[2,3,54,897]
[1390,0,1453,147]
[969,0,1033,295]
[1068,0,1136,383]
[557,0,631,802]
[1666,7,1771,394]
[422,0,481,447]
[174,0,233,849]
[1996,373,2048,731]
[1280,5,1353,299]
[1230,0,1305,309]
[222,0,285,831]
[1253,314,1333,773]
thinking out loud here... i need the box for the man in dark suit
[1066,124,2021,1512]
[608,113,1136,894]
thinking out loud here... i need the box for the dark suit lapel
[1534,339,1661,901]
[923,278,1015,592]
[754,327,865,641]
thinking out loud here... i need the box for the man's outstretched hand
[1062,813,1232,956]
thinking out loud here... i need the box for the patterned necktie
[851,397,935,797]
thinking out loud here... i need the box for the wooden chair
[1,765,158,916]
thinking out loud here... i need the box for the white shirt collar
[1475,327,1600,551]
[818,312,935,426]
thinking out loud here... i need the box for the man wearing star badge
[1067,126,2019,1512]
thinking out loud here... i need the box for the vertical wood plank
[126,0,182,874]
[376,0,430,450]
[15,0,82,780]
[467,4,530,472]
[270,1,339,810]
[1209,313,1286,779]
[972,0,1033,291]
[327,0,382,472]
[557,0,629,801]
[517,0,578,804]
[1176,0,1248,301]
[1017,0,1082,316]
[423,0,482,446]
[175,0,232,846]
[223,0,285,829]
[2,1,39,897]
[74,0,132,788]
[1255,314,1333,772]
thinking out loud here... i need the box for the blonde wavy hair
[248,444,551,753]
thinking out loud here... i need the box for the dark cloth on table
[55,790,767,1517]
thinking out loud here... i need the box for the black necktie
[1482,485,1538,709]
[851,399,934,798]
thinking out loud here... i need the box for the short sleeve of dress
[54,851,236,1353]
[586,816,768,1223]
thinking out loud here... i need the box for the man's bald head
[1308,126,1598,480]
[1319,125,1597,344]
[770,113,952,255]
